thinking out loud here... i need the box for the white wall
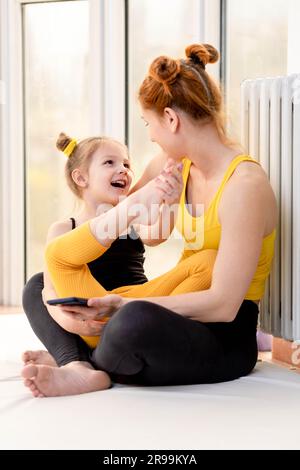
[288,0,300,74]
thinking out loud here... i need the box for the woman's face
[84,141,133,206]
[141,107,183,161]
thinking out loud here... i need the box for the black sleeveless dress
[70,218,148,291]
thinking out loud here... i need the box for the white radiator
[241,74,300,341]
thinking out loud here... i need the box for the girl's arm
[43,221,102,336]
[45,169,176,266]
[43,222,76,333]
[132,158,183,246]
[43,220,72,299]
[133,203,178,247]
[44,175,172,297]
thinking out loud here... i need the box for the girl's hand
[156,158,183,206]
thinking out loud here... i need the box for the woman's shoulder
[234,156,265,177]
[233,156,274,196]
[46,219,73,243]
[221,156,278,233]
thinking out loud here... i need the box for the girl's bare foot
[21,361,111,397]
[22,350,57,367]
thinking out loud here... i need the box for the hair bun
[185,44,219,67]
[149,56,180,85]
[56,132,73,152]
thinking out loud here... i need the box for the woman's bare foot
[22,350,57,367]
[21,361,111,397]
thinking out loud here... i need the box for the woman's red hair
[139,44,229,142]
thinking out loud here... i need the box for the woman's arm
[67,171,272,323]
[125,172,269,322]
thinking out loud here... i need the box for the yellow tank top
[175,155,276,301]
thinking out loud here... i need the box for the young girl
[22,131,217,396]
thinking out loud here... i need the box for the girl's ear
[163,107,180,133]
[71,168,88,188]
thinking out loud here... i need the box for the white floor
[0,313,299,450]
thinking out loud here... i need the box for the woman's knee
[103,300,160,345]
[22,272,44,312]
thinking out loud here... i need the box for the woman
[22,43,277,397]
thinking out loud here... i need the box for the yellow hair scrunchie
[63,139,77,158]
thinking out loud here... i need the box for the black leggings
[23,273,259,385]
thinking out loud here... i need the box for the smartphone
[47,297,88,307]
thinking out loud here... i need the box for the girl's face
[83,141,133,206]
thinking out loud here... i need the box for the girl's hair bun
[149,55,180,85]
[56,132,73,152]
[185,44,219,67]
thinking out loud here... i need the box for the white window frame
[0,0,24,306]
[203,0,222,82]
[89,0,125,140]
[0,0,220,305]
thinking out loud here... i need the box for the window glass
[226,0,300,139]
[24,0,89,278]
[128,0,202,278]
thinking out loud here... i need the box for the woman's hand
[54,305,105,336]
[50,305,105,336]
[43,289,105,336]
[60,294,127,321]
[58,295,131,336]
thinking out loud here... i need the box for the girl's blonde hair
[56,133,129,198]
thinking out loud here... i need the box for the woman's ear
[163,107,180,133]
[71,168,88,188]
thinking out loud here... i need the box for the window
[23,0,90,278]
[225,0,300,139]
[127,0,203,278]
[1,0,214,303]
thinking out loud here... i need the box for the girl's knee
[22,272,44,310]
[196,249,217,263]
[202,249,218,270]
[183,249,217,273]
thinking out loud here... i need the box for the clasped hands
[130,158,183,226]
[155,157,183,206]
